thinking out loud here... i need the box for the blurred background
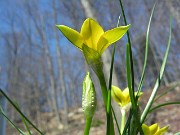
[0,0,179,134]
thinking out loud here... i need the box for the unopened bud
[82,72,96,118]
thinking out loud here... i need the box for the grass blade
[118,0,135,93]
[107,15,121,135]
[154,83,180,102]
[111,106,121,135]
[0,107,26,135]
[0,89,44,135]
[126,43,136,109]
[141,16,172,123]
[137,1,157,95]
[149,101,180,113]
[15,102,32,135]
[119,0,145,133]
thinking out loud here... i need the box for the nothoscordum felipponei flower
[111,85,143,111]
[56,18,130,54]
[142,123,169,135]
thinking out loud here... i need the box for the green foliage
[141,16,172,124]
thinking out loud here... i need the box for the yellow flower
[111,85,143,111]
[142,123,169,135]
[56,18,130,54]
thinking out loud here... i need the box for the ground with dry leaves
[6,84,180,135]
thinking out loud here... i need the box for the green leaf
[154,83,180,102]
[141,16,173,123]
[0,107,26,135]
[126,43,136,110]
[107,15,121,135]
[0,89,44,135]
[137,0,157,96]
[119,0,143,133]
[15,102,32,135]
[149,101,180,113]
[118,0,135,93]
[111,106,121,134]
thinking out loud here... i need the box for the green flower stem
[120,109,126,134]
[98,72,108,106]
[84,117,92,135]
[97,72,115,135]
[82,45,115,134]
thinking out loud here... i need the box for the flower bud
[82,72,96,118]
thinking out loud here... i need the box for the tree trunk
[165,0,180,28]
[52,0,68,125]
[56,45,68,125]
[40,16,61,124]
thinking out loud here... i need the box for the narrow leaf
[0,107,26,135]
[137,1,157,95]
[154,83,180,102]
[126,43,136,110]
[0,89,44,135]
[15,102,32,135]
[141,16,172,123]
[149,101,180,113]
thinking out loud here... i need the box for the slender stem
[84,117,92,135]
[97,72,115,135]
[120,109,126,134]
[98,71,108,107]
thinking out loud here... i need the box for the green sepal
[82,44,103,77]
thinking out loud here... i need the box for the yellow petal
[122,87,129,98]
[111,85,125,106]
[142,124,150,135]
[80,18,104,50]
[56,25,84,50]
[149,123,159,134]
[122,87,131,106]
[97,24,131,54]
[155,126,168,135]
